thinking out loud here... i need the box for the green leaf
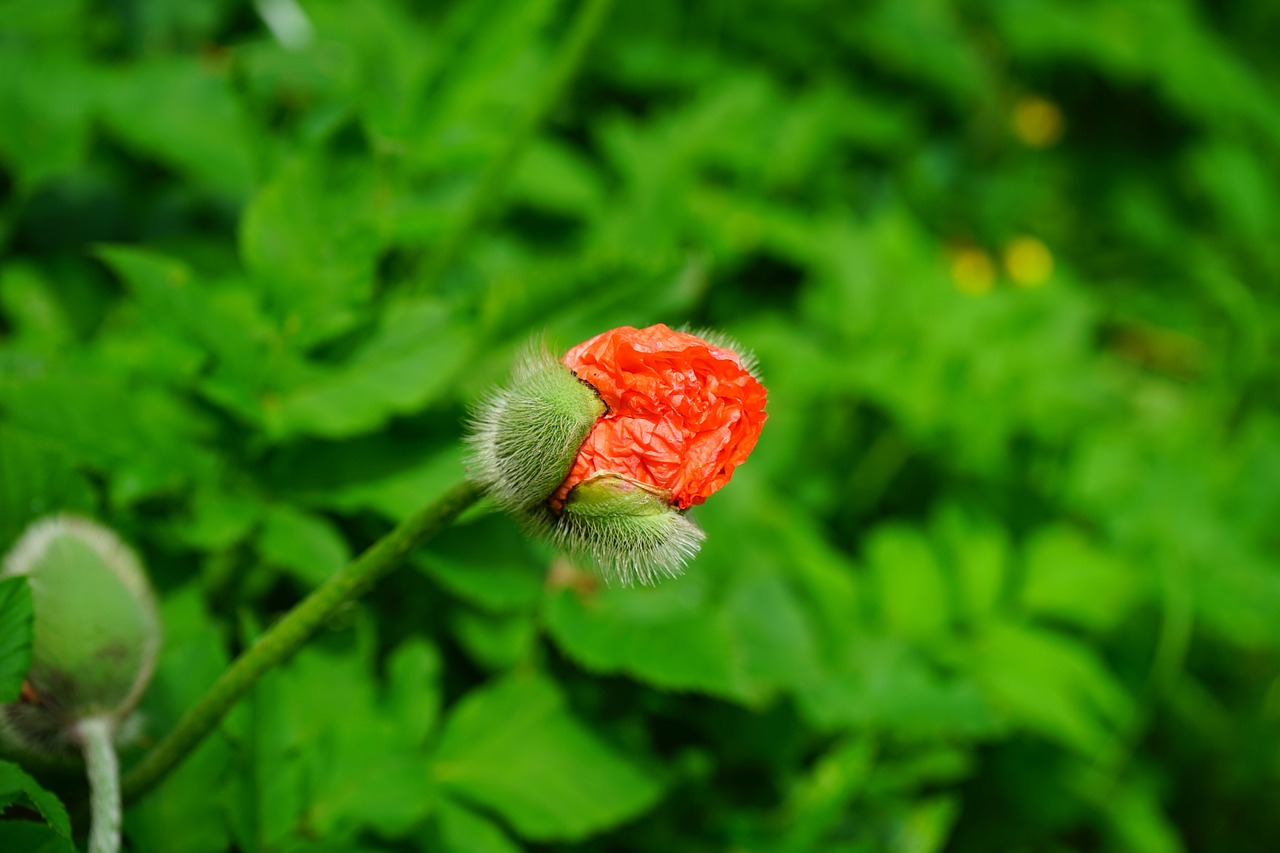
[384,639,444,746]
[0,365,216,505]
[416,515,546,614]
[798,638,994,737]
[543,574,754,701]
[0,425,94,545]
[509,139,605,216]
[968,621,1133,755]
[173,487,264,551]
[544,494,827,705]
[240,156,385,348]
[263,299,473,440]
[897,796,960,853]
[257,505,352,587]
[270,439,465,523]
[932,506,1010,623]
[223,622,440,848]
[867,524,952,640]
[436,798,522,853]
[95,247,284,409]
[450,609,537,671]
[125,586,235,853]
[1020,526,1142,632]
[0,577,34,704]
[0,49,92,190]
[97,57,255,194]
[0,759,72,840]
[544,566,823,704]
[0,263,74,347]
[0,822,77,853]
[432,673,663,841]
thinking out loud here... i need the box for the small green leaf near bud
[467,348,606,512]
[554,473,706,586]
[0,516,160,755]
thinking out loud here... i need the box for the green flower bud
[1,516,160,755]
[467,348,606,513]
[552,473,706,586]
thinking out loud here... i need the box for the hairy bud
[467,325,767,586]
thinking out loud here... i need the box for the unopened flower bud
[469,324,767,585]
[1,515,160,755]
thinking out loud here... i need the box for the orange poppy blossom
[551,324,768,512]
[468,324,767,584]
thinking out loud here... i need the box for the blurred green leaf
[969,621,1133,755]
[0,48,92,190]
[98,57,256,194]
[0,578,33,705]
[0,365,216,505]
[0,425,95,544]
[126,586,235,853]
[435,798,522,853]
[0,821,77,853]
[0,760,71,842]
[262,299,473,440]
[416,515,549,614]
[258,505,351,587]
[226,621,439,847]
[867,524,951,640]
[450,608,537,671]
[1021,526,1142,632]
[240,156,386,348]
[433,673,664,841]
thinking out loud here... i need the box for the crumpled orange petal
[551,324,767,510]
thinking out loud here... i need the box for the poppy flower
[551,324,768,511]
[467,324,767,584]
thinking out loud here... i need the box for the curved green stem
[121,479,484,805]
[408,0,617,293]
[78,717,121,853]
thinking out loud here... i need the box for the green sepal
[468,348,605,512]
[553,473,705,586]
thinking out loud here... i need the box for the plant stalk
[121,479,484,805]
[78,717,121,853]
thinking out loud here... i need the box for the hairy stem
[408,0,616,292]
[78,717,121,853]
[121,479,484,804]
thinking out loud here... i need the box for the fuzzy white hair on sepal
[551,473,706,586]
[466,347,606,513]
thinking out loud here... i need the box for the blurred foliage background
[3,0,1280,850]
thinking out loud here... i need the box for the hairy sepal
[467,348,605,512]
[553,473,705,586]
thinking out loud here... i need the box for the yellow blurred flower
[948,246,996,296]
[1012,96,1064,148]
[1003,236,1054,288]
